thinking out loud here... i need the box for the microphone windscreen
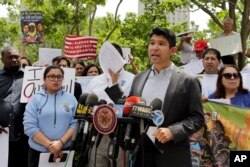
[150,98,162,111]
[85,94,99,107]
[123,96,140,116]
[98,99,107,105]
[78,93,89,105]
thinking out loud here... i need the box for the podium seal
[93,104,117,135]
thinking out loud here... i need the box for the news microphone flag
[75,93,89,115]
[151,110,164,127]
[64,35,98,59]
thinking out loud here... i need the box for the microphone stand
[108,125,120,167]
[132,120,150,167]
[77,122,95,167]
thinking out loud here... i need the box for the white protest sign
[241,73,250,90]
[241,64,250,74]
[38,150,74,167]
[20,66,75,103]
[196,74,218,97]
[75,76,95,93]
[99,42,125,76]
[0,128,9,167]
[122,48,131,64]
[196,73,250,97]
[210,34,242,56]
[178,59,204,75]
[39,48,62,66]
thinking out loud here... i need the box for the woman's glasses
[46,75,64,81]
[222,73,240,80]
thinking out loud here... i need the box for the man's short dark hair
[112,43,123,58]
[52,56,62,65]
[149,27,176,48]
[57,57,70,67]
[203,48,221,61]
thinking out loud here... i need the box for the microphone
[123,96,141,116]
[98,99,107,105]
[150,98,164,127]
[130,102,152,119]
[75,93,89,115]
[70,93,90,153]
[122,96,141,149]
[150,98,162,111]
[84,93,99,115]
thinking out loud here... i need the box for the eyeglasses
[46,75,64,81]
[222,73,240,80]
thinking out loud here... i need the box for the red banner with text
[64,35,98,60]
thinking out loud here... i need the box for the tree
[190,0,250,69]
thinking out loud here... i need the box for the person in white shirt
[86,43,134,167]
[177,32,195,65]
[217,17,238,65]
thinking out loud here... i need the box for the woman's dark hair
[52,56,62,65]
[57,57,70,67]
[215,65,248,98]
[20,56,32,66]
[149,27,176,48]
[75,61,85,68]
[82,63,101,76]
[202,48,221,61]
[43,65,64,79]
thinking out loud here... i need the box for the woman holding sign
[23,65,77,167]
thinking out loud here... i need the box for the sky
[0,0,210,30]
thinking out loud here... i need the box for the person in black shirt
[0,46,28,167]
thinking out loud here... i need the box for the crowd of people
[0,16,249,167]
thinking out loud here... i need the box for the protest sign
[64,35,98,59]
[20,66,75,103]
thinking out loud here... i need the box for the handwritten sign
[20,66,75,103]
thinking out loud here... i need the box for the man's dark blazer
[129,68,205,167]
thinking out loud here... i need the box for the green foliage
[0,18,20,48]
[0,0,208,70]
[0,0,16,5]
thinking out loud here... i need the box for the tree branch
[105,0,123,41]
[190,0,223,28]
[88,4,97,36]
